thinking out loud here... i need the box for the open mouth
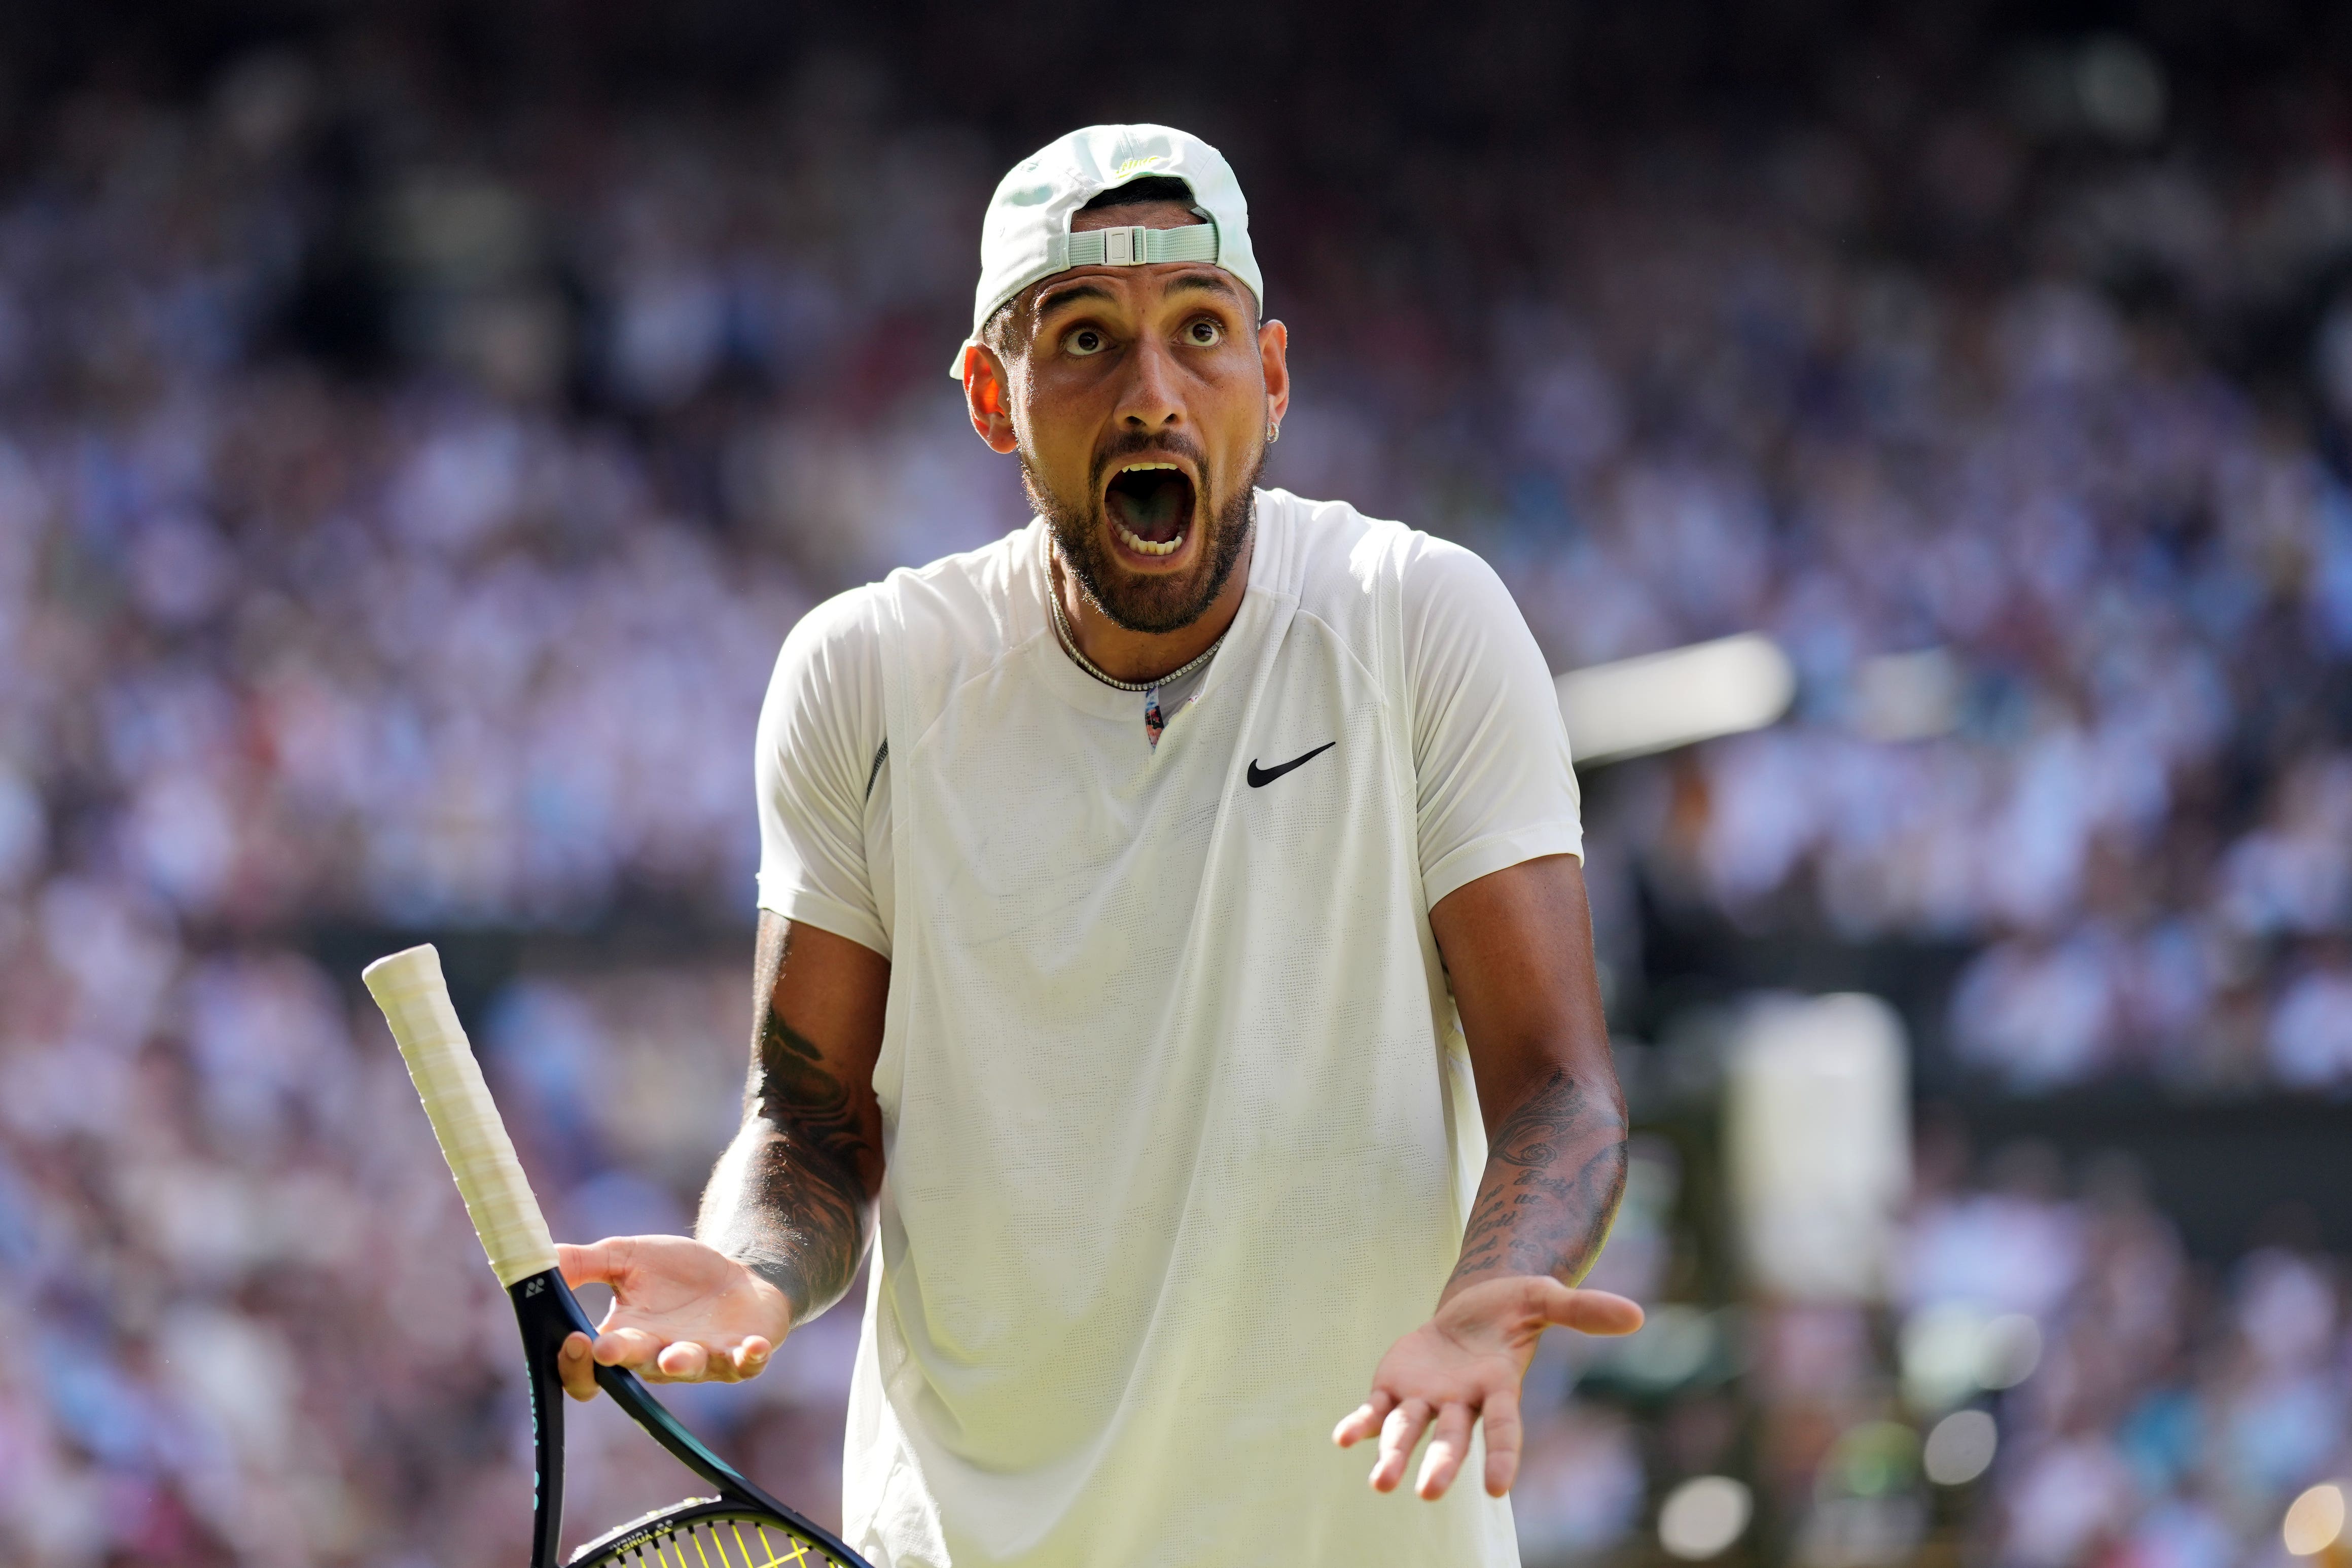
[1104,462,1196,559]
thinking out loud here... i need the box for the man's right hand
[555,1235,795,1402]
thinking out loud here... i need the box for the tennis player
[554,124,1641,1566]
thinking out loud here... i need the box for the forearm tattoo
[737,1010,873,1319]
[1447,1068,1628,1293]
[698,928,876,1325]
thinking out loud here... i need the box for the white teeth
[1109,464,1186,554]
[1115,521,1184,556]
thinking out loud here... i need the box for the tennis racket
[363,943,873,1568]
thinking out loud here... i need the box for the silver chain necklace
[1048,569,1226,693]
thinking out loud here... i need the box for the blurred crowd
[0,30,2345,1096]
[3,6,2352,1565]
[1853,1140,2347,1568]
[1518,1132,2352,1568]
[13,939,2347,1567]
[0,950,856,1564]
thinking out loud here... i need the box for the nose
[1114,333,1185,434]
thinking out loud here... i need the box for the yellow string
[583,1515,829,1568]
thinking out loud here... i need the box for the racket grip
[363,944,559,1288]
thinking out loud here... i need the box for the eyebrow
[1162,271,1246,308]
[1031,280,1117,318]
[1030,268,1247,324]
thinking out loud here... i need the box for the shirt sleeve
[754,586,890,956]
[1402,533,1584,906]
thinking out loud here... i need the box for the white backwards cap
[950,123,1262,378]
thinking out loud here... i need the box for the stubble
[1021,434,1264,635]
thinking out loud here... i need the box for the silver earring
[1266,421,1280,445]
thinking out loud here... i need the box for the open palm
[1333,1275,1644,1500]
[555,1236,795,1402]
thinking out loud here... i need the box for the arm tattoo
[1446,1067,1628,1294]
[737,1010,872,1318]
[697,926,877,1326]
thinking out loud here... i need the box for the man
[554,124,1641,1566]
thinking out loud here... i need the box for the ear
[962,343,1020,454]
[1257,318,1291,435]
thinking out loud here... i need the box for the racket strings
[591,1513,843,1568]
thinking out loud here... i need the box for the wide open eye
[1064,326,1108,357]
[1186,318,1223,347]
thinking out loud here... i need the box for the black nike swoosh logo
[1246,741,1337,789]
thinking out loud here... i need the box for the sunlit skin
[960,197,1291,682]
[548,201,1643,1510]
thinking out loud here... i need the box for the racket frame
[510,1264,868,1567]
[363,943,869,1568]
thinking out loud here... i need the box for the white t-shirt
[754,490,1580,1568]
[756,510,1580,956]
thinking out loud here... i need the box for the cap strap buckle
[1059,221,1220,271]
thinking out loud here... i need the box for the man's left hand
[1333,1276,1644,1500]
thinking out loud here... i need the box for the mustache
[1088,431,1209,494]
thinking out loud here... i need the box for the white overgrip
[362,944,558,1288]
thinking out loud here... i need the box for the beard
[1022,431,1264,635]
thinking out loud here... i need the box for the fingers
[1415,1403,1475,1500]
[1332,1389,1398,1449]
[556,1239,629,1290]
[1534,1280,1645,1337]
[657,1340,711,1379]
[583,1326,772,1385]
[559,1332,598,1402]
[1369,1398,1434,1493]
[591,1326,667,1376]
[1347,1385,1527,1498]
[1481,1389,1522,1498]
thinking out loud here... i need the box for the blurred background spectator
[3,0,2351,1562]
